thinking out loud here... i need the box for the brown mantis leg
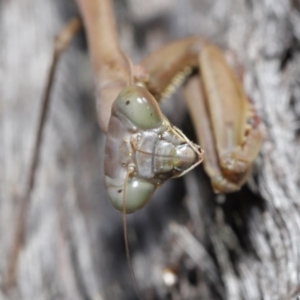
[141,39,262,192]
[183,75,242,192]
[76,0,132,133]
[4,18,81,290]
[195,44,263,190]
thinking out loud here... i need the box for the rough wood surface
[1,0,300,299]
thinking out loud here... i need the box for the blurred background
[1,0,300,299]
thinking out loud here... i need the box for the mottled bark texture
[1,0,300,299]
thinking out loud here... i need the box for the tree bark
[1,0,300,299]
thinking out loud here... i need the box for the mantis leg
[183,75,242,193]
[76,0,132,133]
[141,39,263,192]
[195,44,263,191]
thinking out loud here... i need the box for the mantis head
[104,86,204,213]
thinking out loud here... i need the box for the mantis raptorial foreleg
[140,39,263,193]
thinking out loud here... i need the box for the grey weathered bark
[1,0,300,299]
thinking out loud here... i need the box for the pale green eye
[113,85,164,129]
[106,177,156,213]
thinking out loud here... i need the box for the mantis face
[104,86,204,213]
[105,86,203,213]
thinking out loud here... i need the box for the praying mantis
[75,0,262,296]
[76,0,262,213]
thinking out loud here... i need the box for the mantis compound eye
[112,85,164,129]
[106,177,156,213]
